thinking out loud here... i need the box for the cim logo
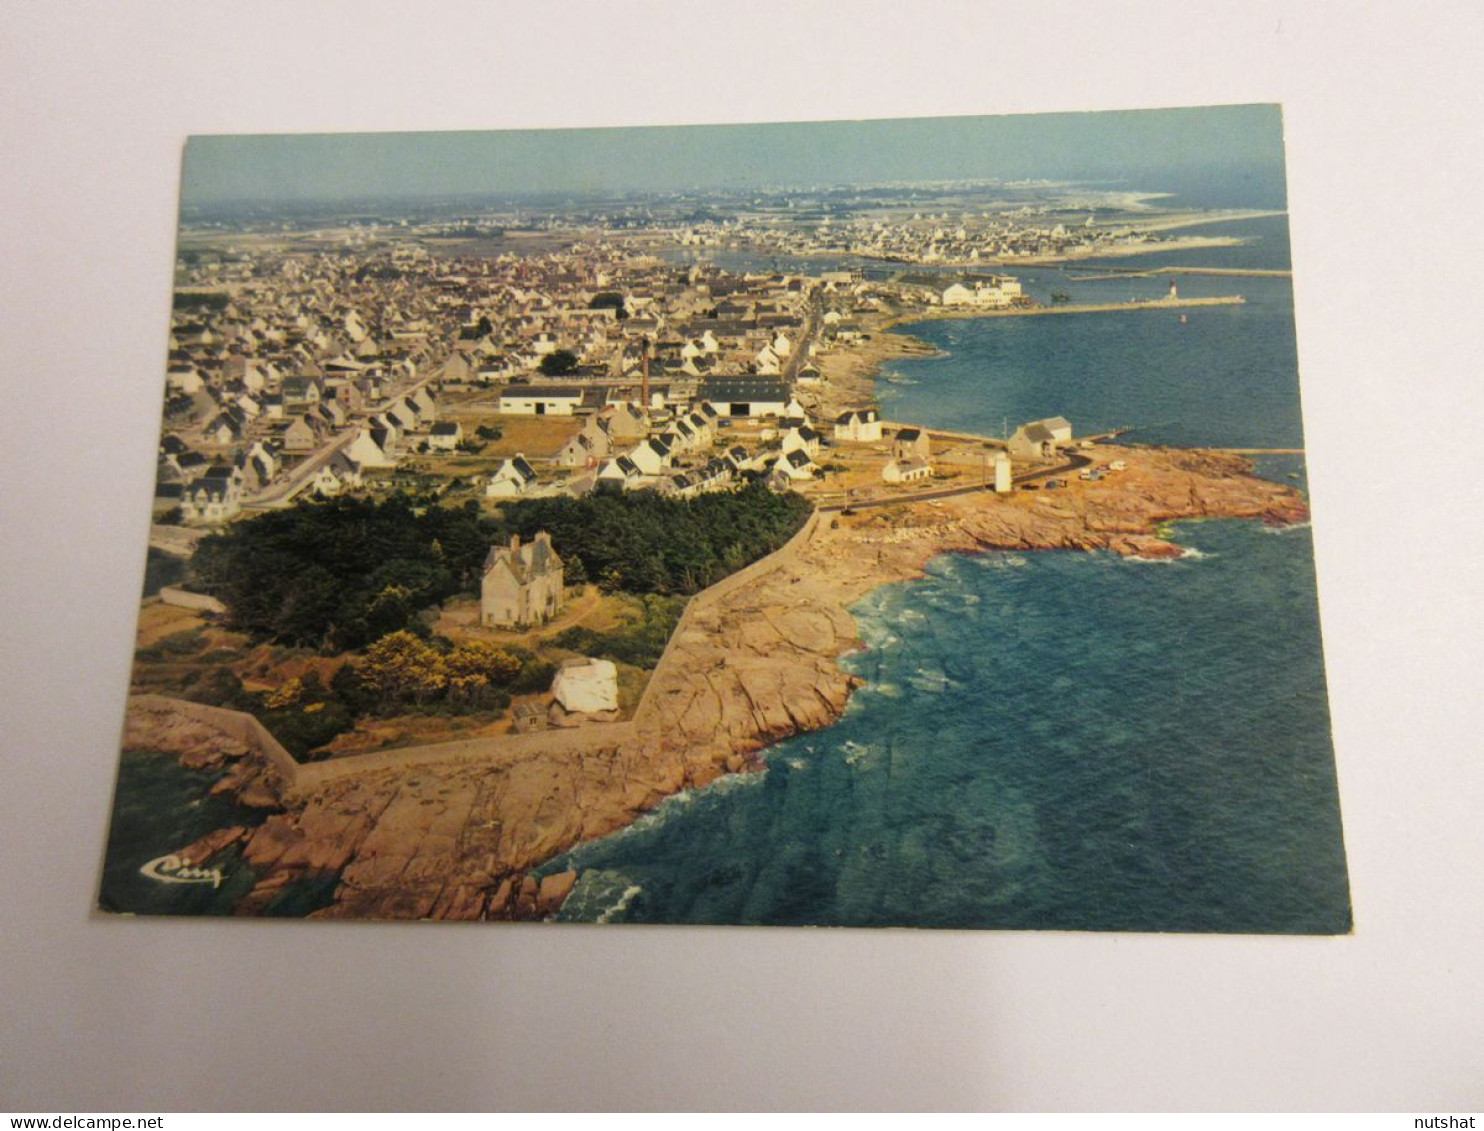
[139,853,224,888]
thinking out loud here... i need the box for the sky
[181,104,1287,207]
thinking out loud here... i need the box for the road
[241,427,357,510]
[781,286,822,380]
[240,359,447,511]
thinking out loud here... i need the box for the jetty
[896,296,1245,324]
[1067,266,1291,281]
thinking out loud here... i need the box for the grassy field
[432,400,583,458]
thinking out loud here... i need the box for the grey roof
[700,378,791,403]
[502,385,585,399]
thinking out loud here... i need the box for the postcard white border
[2,0,1481,1112]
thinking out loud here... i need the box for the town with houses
[143,183,1252,739]
[156,216,1045,529]
[106,175,1302,922]
[141,188,1135,762]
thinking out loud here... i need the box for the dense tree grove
[190,485,811,650]
[502,482,812,596]
[190,495,497,650]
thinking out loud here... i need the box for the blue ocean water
[548,215,1352,932]
[552,510,1345,933]
[98,752,340,917]
[98,752,265,916]
[878,216,1299,449]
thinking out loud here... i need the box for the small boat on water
[1180,314,1188,324]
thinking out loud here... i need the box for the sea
[98,752,338,917]
[547,208,1353,933]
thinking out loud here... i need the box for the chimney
[510,533,520,552]
[641,337,651,410]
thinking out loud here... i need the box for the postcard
[99,105,1351,930]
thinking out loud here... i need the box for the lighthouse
[993,451,1013,494]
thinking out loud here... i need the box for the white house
[280,415,319,454]
[940,275,1023,308]
[498,386,585,416]
[1007,416,1072,460]
[384,398,419,432]
[596,455,643,492]
[883,457,932,484]
[486,455,538,497]
[834,408,882,443]
[772,448,817,481]
[628,436,674,476]
[408,386,437,422]
[179,474,242,524]
[427,421,463,451]
[781,425,823,460]
[346,426,396,470]
[682,411,715,450]
[556,428,610,469]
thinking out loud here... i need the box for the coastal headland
[125,440,1307,921]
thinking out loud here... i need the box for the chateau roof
[483,531,562,583]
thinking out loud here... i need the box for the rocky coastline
[121,438,1307,922]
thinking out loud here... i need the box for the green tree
[189,494,498,649]
[445,640,523,702]
[538,349,578,376]
[589,292,628,319]
[356,631,448,706]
